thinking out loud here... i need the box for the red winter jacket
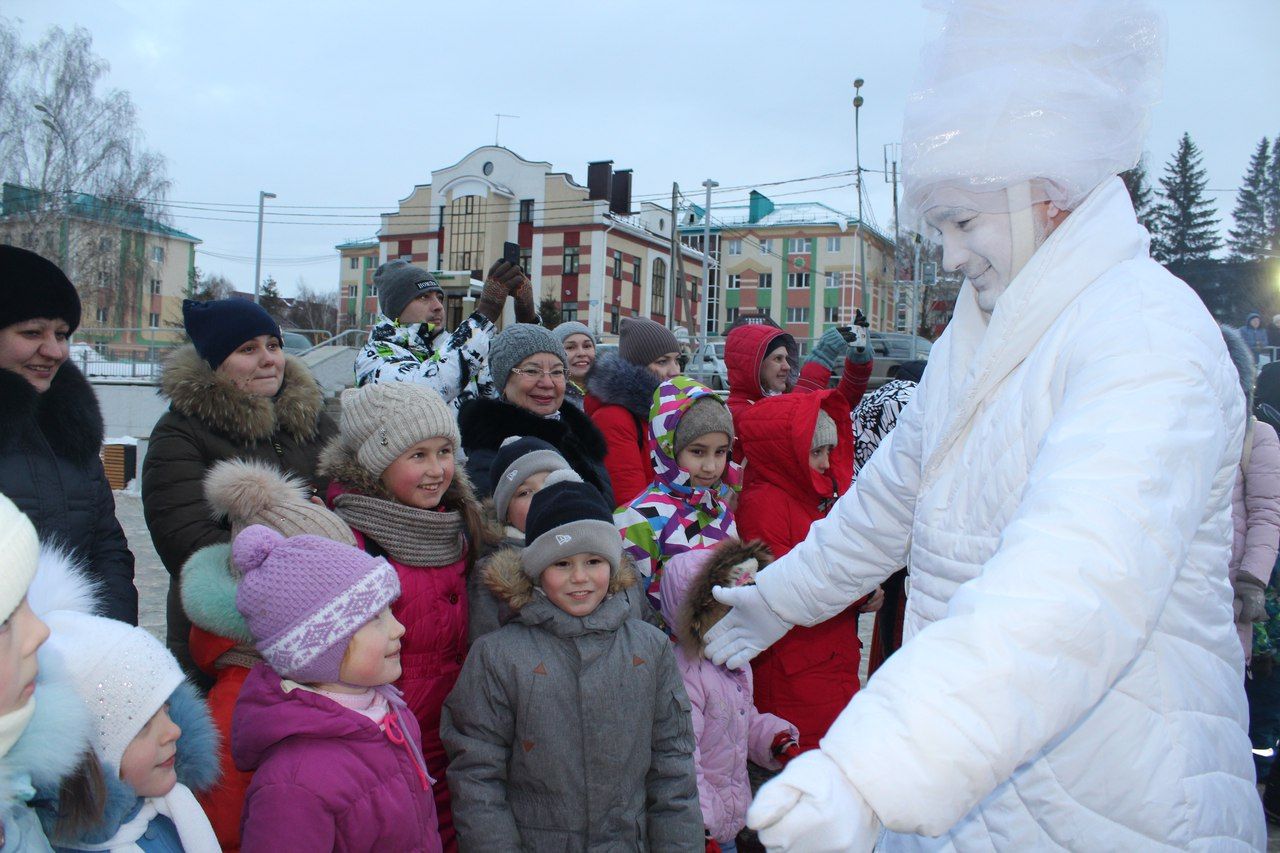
[583,352,664,506]
[190,625,252,851]
[724,324,872,428]
[735,388,863,751]
[327,482,468,852]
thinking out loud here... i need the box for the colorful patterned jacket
[354,312,496,410]
[615,376,740,610]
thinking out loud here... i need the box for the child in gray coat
[441,469,702,851]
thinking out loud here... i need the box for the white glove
[748,750,881,852]
[702,584,791,670]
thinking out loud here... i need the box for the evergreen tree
[1120,156,1160,240]
[259,276,287,323]
[1227,137,1271,261]
[1153,133,1221,264]
[1267,134,1280,252]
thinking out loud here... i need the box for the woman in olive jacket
[142,298,336,675]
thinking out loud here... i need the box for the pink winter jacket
[1231,419,1280,657]
[659,546,798,844]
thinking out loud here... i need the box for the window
[790,238,812,254]
[786,307,809,324]
[610,304,620,335]
[760,307,772,318]
[368,282,378,296]
[612,250,623,279]
[787,272,810,289]
[825,271,846,289]
[824,305,841,323]
[676,273,685,298]
[758,273,773,290]
[727,238,742,255]
[96,306,109,323]
[826,236,842,252]
[349,257,358,270]
[519,199,534,223]
[519,248,532,276]
[651,258,667,316]
[726,307,740,325]
[563,246,580,275]
[151,246,165,263]
[561,304,579,322]
[148,312,161,327]
[631,258,641,287]
[149,278,162,295]
[363,256,375,268]
[726,274,740,290]
[758,239,773,256]
[346,285,357,298]
[446,196,485,270]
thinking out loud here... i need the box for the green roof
[335,238,379,250]
[1,183,200,243]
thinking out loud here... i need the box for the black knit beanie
[0,245,81,333]
[182,298,282,370]
[521,470,621,580]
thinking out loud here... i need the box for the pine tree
[1153,133,1221,264]
[1227,137,1271,261]
[259,276,287,323]
[1120,156,1160,241]
[1266,134,1280,252]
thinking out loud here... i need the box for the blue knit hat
[183,298,282,369]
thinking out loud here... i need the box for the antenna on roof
[494,114,519,146]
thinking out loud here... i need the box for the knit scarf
[333,494,466,566]
[61,784,219,852]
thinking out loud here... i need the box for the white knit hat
[42,611,184,770]
[0,495,39,622]
[338,382,461,476]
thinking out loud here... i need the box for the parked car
[685,341,728,390]
[281,331,313,354]
[824,331,931,390]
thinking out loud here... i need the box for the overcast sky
[7,0,1279,297]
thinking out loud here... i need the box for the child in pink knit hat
[230,525,442,852]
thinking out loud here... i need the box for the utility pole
[667,183,680,326]
[853,79,868,324]
[253,190,276,304]
[698,179,718,343]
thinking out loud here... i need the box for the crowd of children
[2,319,886,852]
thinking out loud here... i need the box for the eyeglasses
[511,366,567,381]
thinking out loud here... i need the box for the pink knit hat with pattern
[233,525,400,683]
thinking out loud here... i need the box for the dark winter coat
[440,550,702,852]
[232,664,442,853]
[318,442,475,850]
[735,388,863,751]
[1241,313,1269,356]
[458,396,614,508]
[584,352,661,505]
[141,345,335,668]
[0,364,136,624]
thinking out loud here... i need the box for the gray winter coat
[441,550,702,852]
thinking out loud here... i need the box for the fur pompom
[204,458,311,524]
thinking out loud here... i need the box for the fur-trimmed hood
[657,540,773,656]
[585,351,661,419]
[180,543,252,645]
[0,362,103,466]
[38,680,220,846]
[158,344,325,444]
[481,546,637,614]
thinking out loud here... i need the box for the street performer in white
[705,0,1267,849]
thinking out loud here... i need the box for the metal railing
[299,327,368,357]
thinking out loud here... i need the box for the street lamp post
[853,79,869,323]
[699,179,718,343]
[253,190,277,303]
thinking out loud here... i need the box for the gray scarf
[334,493,467,566]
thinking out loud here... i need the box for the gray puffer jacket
[441,550,702,852]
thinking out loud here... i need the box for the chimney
[610,169,633,215]
[587,161,613,202]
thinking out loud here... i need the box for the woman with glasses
[458,324,614,506]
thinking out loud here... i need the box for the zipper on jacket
[382,709,432,791]
[271,440,285,460]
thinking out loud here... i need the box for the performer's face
[927,206,1019,314]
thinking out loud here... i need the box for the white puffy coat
[755,178,1265,849]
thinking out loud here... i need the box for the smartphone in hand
[502,241,521,266]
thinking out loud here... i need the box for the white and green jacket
[354,312,497,411]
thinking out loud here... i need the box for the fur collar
[458,396,608,461]
[585,352,661,419]
[0,363,104,466]
[482,546,637,612]
[2,660,91,809]
[159,345,325,444]
[180,544,252,645]
[1221,324,1256,417]
[676,540,773,656]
